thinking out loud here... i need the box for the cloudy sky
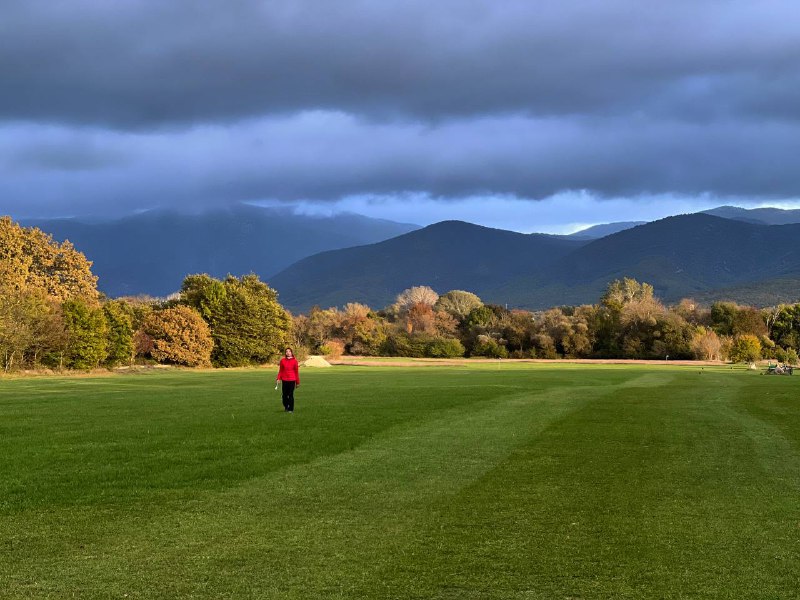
[1,0,798,233]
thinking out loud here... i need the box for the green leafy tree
[729,334,762,364]
[651,311,694,360]
[769,304,800,350]
[103,300,135,366]
[710,302,738,336]
[0,288,64,371]
[62,299,109,370]
[181,274,291,367]
[596,278,677,358]
[425,337,465,358]
[380,331,428,358]
[465,305,499,328]
[471,334,508,358]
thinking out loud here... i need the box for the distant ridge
[491,214,800,307]
[19,203,800,306]
[273,214,800,311]
[703,205,800,225]
[25,205,419,297]
[569,221,646,239]
[566,206,800,241]
[270,220,587,311]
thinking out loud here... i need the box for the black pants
[281,380,296,411]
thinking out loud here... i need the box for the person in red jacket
[276,347,300,412]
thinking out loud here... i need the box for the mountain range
[18,204,800,311]
[25,205,418,297]
[271,212,800,312]
[269,221,586,310]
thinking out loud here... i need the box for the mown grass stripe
[1,366,799,599]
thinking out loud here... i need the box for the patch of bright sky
[252,192,799,235]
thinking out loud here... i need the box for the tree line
[3,215,800,372]
[292,282,798,365]
[0,217,290,371]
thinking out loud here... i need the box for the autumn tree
[435,290,483,321]
[729,334,762,364]
[0,289,64,371]
[0,217,102,371]
[0,217,30,292]
[143,305,213,367]
[601,278,655,312]
[0,216,98,303]
[405,302,437,334]
[690,327,722,361]
[532,308,593,358]
[339,303,386,355]
[394,286,439,312]
[672,299,710,326]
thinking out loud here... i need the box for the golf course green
[1,364,798,598]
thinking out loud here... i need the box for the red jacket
[277,357,300,384]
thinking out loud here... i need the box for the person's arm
[276,359,282,382]
[294,360,300,386]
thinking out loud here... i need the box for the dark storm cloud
[1,0,798,127]
[3,112,799,218]
[1,0,798,219]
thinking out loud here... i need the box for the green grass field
[1,364,799,599]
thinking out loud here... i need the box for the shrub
[425,337,465,358]
[786,348,799,365]
[380,333,427,358]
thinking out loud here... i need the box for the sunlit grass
[1,365,798,598]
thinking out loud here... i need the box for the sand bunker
[302,355,332,367]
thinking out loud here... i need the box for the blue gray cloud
[0,0,798,220]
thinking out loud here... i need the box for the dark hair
[284,347,294,355]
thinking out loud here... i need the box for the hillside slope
[271,221,587,311]
[499,214,800,307]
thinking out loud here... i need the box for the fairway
[1,365,799,599]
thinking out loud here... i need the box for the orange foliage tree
[143,305,213,367]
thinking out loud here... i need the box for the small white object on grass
[275,382,279,390]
